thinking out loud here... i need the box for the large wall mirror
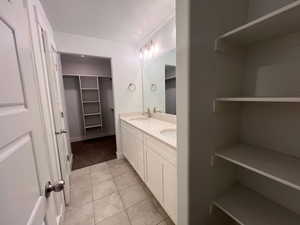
[142,48,176,115]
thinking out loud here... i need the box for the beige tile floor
[63,158,174,225]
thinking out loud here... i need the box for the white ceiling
[41,0,175,44]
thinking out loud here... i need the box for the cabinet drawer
[144,135,176,166]
[120,120,143,140]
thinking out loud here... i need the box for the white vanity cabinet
[144,135,177,224]
[120,119,177,224]
[120,121,145,179]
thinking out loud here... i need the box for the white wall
[54,32,143,157]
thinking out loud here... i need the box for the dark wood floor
[71,135,117,170]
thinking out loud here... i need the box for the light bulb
[139,50,143,59]
[154,43,159,53]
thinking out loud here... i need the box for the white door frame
[40,28,72,205]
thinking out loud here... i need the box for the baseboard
[116,151,124,159]
[70,136,84,142]
[70,133,115,143]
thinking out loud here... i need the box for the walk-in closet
[61,53,116,168]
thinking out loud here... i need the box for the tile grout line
[110,159,168,225]
[70,159,171,225]
[111,170,134,225]
[90,159,134,225]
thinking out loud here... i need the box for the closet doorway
[61,53,116,170]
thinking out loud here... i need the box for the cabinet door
[135,138,144,179]
[121,126,130,159]
[163,162,177,224]
[145,146,164,203]
[127,130,138,169]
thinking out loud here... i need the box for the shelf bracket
[210,155,215,167]
[214,39,225,52]
[209,204,214,215]
[213,100,216,113]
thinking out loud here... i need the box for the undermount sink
[160,128,176,139]
[129,116,149,121]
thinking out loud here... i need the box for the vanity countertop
[120,114,177,149]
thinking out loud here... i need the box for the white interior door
[38,28,72,204]
[0,1,60,224]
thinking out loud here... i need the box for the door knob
[45,180,65,198]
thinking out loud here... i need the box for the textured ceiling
[41,0,175,44]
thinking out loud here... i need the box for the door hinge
[61,112,64,118]
[66,154,71,161]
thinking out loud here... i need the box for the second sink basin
[160,128,176,139]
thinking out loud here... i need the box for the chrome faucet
[146,108,151,118]
[153,107,161,113]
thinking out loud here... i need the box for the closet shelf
[63,73,111,78]
[84,112,101,116]
[85,124,102,129]
[83,101,100,104]
[165,75,176,81]
[215,97,300,103]
[215,0,300,49]
[215,144,300,191]
[213,185,300,225]
[81,88,99,90]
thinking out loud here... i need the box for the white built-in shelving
[75,74,104,137]
[212,1,300,223]
[213,185,300,225]
[215,0,300,49]
[215,144,300,191]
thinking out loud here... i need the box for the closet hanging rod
[63,73,112,78]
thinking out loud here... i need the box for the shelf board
[82,101,100,104]
[216,0,300,47]
[81,88,99,91]
[165,75,176,81]
[85,124,102,129]
[84,113,101,116]
[215,144,300,191]
[63,74,111,78]
[213,185,300,225]
[215,97,300,103]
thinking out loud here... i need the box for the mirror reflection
[142,49,176,115]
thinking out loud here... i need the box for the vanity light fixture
[139,40,158,59]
